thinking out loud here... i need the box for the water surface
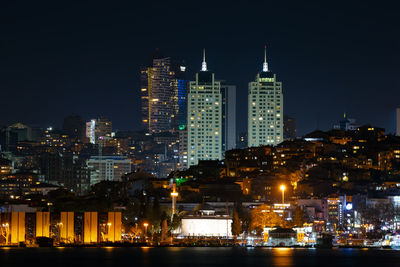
[1,247,399,267]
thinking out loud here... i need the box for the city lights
[280,185,286,204]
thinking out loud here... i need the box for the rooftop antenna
[263,45,269,72]
[201,48,207,71]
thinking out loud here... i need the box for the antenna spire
[263,45,269,72]
[201,48,207,71]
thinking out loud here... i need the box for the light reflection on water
[271,247,294,267]
[0,247,399,267]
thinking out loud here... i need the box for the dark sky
[2,1,399,136]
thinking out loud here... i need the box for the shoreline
[0,244,397,249]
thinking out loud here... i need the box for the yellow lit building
[84,212,98,244]
[60,212,74,243]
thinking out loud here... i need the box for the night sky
[2,1,399,136]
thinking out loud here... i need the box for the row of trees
[231,204,305,237]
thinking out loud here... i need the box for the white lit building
[180,206,232,237]
[248,46,283,147]
[186,50,222,167]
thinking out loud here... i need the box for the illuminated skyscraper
[248,46,283,147]
[186,50,222,167]
[141,54,187,133]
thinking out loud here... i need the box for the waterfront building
[140,53,187,133]
[180,204,232,237]
[86,117,112,144]
[266,227,298,247]
[186,50,222,167]
[0,211,122,245]
[248,46,283,147]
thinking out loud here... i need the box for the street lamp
[107,222,112,241]
[57,222,63,243]
[280,184,286,204]
[143,222,149,237]
[171,183,179,220]
[2,223,9,245]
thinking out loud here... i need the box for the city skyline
[2,1,400,136]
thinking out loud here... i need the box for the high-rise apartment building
[87,156,131,185]
[248,46,283,147]
[63,115,86,142]
[397,108,400,136]
[141,54,187,133]
[221,83,236,153]
[186,50,222,168]
[86,117,112,144]
[283,115,296,140]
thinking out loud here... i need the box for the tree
[161,219,169,242]
[232,211,242,238]
[250,204,284,233]
[169,212,183,231]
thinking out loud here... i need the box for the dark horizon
[2,1,400,136]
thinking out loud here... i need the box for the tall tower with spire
[248,46,283,147]
[184,49,222,168]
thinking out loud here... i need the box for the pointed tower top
[201,48,207,71]
[263,45,269,72]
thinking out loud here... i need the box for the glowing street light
[280,185,286,204]
[57,222,63,242]
[1,223,9,245]
[171,183,179,220]
[143,222,149,237]
[107,222,112,241]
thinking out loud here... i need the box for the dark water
[1,247,400,267]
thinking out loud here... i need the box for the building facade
[87,156,131,185]
[283,115,296,140]
[333,113,359,131]
[397,108,400,136]
[186,50,222,167]
[221,83,236,153]
[140,55,187,133]
[63,115,86,142]
[248,47,283,147]
[86,117,112,144]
